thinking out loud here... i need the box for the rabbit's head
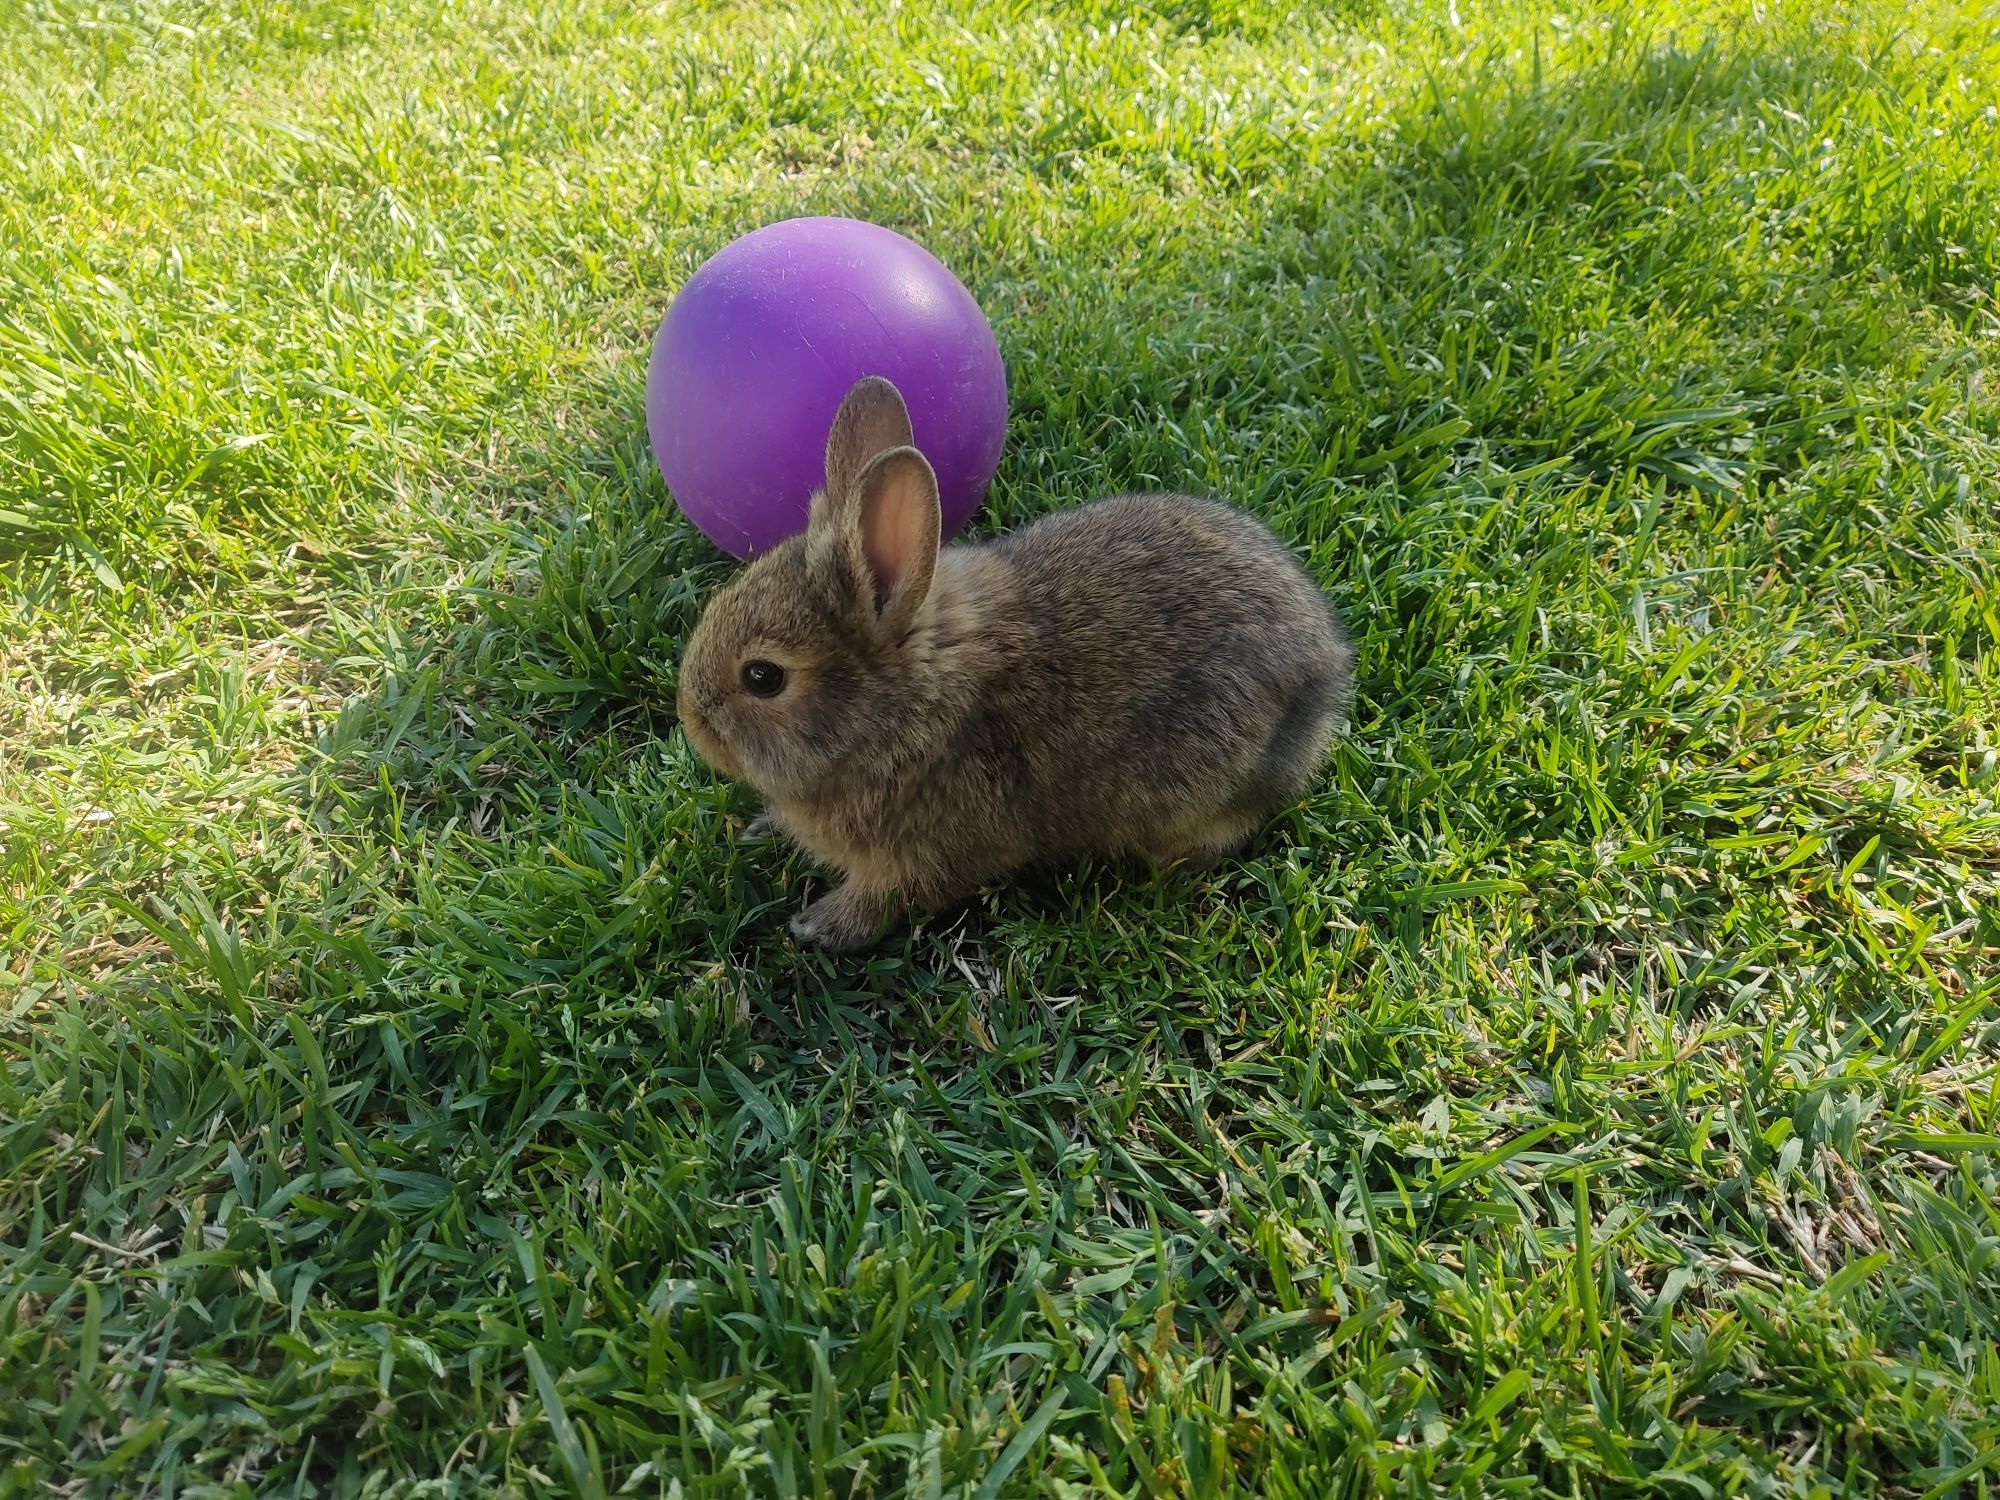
[676,377,945,798]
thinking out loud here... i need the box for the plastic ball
[646,217,1008,559]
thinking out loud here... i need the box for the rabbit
[675,376,1352,952]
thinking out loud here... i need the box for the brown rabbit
[675,377,1352,951]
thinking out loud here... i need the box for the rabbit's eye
[741,660,787,698]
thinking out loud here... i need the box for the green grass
[4,0,2000,1491]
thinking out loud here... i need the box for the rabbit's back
[955,493,1349,865]
[993,493,1339,659]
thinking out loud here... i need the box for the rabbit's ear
[824,377,914,506]
[854,446,940,636]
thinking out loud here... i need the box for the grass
[3,0,1999,1491]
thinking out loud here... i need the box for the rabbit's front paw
[789,882,892,952]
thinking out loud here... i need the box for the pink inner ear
[860,482,926,608]
[852,470,928,612]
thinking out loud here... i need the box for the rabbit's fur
[676,377,1351,950]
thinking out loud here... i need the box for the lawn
[4,0,1999,1492]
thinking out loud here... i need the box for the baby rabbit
[676,377,1352,951]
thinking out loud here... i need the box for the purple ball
[646,217,1008,559]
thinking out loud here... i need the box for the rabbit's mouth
[678,705,742,780]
